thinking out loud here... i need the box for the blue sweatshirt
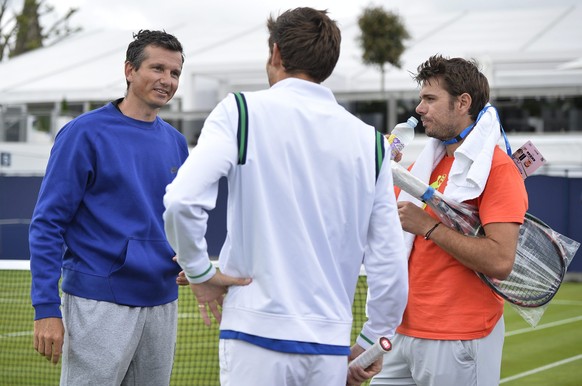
[30,101,189,320]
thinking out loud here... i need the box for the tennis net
[0,262,370,386]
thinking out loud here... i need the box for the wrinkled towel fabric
[397,104,503,256]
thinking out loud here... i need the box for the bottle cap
[407,117,419,128]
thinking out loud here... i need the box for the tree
[357,6,410,95]
[0,0,81,61]
[0,0,16,60]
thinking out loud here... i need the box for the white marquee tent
[1,3,582,176]
[0,4,581,111]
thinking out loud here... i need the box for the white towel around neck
[397,104,503,257]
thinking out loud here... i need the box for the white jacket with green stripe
[163,77,408,350]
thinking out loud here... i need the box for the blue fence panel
[2,175,581,273]
[0,176,228,261]
[206,178,228,258]
[525,175,582,272]
[0,176,41,260]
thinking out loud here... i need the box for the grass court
[1,270,580,385]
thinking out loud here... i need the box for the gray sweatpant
[60,293,178,386]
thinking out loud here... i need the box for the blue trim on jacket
[219,330,350,355]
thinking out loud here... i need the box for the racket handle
[349,337,392,369]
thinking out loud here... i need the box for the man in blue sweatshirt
[29,30,190,385]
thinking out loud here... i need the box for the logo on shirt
[424,174,447,209]
[431,174,447,191]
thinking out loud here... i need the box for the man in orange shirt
[371,55,528,386]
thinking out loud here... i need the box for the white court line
[505,315,582,337]
[500,314,582,383]
[551,299,582,306]
[500,354,582,384]
[0,260,30,270]
[178,312,198,318]
[0,330,33,339]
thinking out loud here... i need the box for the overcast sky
[18,0,580,33]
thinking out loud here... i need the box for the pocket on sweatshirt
[108,238,179,306]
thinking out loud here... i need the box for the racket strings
[490,220,564,306]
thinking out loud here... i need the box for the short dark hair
[413,54,489,121]
[267,7,341,83]
[126,29,184,70]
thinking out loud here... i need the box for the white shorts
[371,317,505,386]
[219,338,348,386]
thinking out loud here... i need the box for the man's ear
[458,92,472,115]
[124,61,134,84]
[270,43,282,68]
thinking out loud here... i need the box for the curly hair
[413,54,489,120]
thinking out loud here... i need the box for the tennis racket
[391,160,578,308]
[476,213,565,307]
[349,337,392,369]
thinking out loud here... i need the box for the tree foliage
[357,6,410,93]
[0,0,81,61]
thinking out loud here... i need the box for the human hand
[384,134,403,162]
[173,256,189,286]
[393,151,403,163]
[33,317,64,365]
[176,270,189,286]
[397,201,436,236]
[347,343,383,386]
[191,271,252,326]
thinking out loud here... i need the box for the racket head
[478,213,566,308]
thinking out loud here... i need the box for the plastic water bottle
[388,116,418,160]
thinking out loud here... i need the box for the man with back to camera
[163,7,408,386]
[29,30,189,385]
[371,55,528,386]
